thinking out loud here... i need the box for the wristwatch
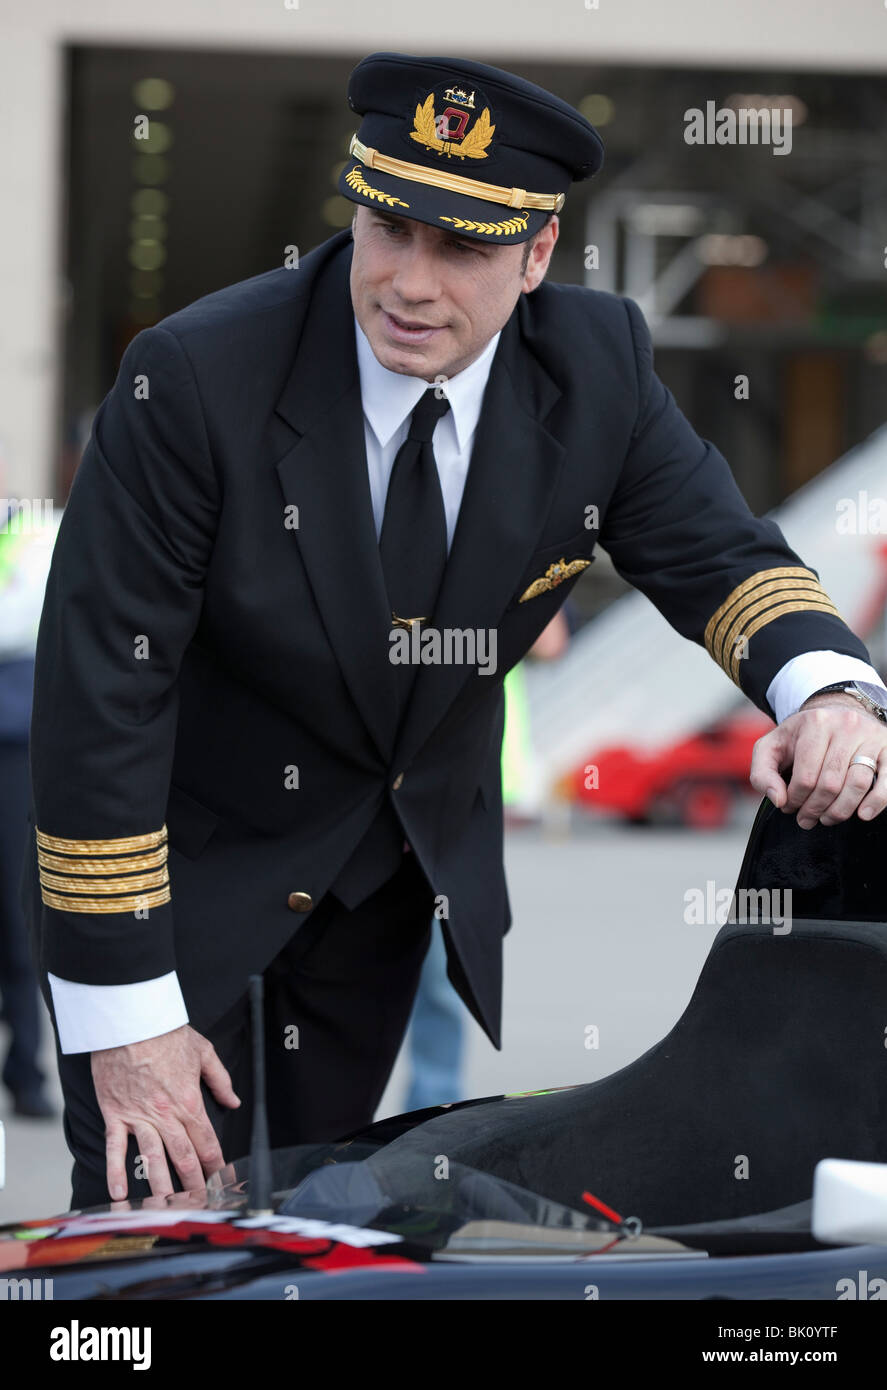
[805,680,887,724]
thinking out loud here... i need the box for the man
[24,52,887,1209]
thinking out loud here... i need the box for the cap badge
[411,91,494,160]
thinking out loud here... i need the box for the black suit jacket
[24,228,872,1047]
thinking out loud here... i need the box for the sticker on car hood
[25,1208,402,1248]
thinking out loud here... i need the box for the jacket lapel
[274,242,400,761]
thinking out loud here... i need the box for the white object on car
[812,1157,887,1246]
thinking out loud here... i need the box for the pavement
[0,810,756,1224]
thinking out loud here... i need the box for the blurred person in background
[404,604,569,1112]
[0,495,59,1118]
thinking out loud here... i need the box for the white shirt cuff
[48,971,189,1054]
[766,651,887,725]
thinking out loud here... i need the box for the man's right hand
[91,1024,241,1200]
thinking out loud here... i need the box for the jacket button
[287,891,313,912]
[392,772,404,790]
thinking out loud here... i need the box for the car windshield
[206,1140,693,1258]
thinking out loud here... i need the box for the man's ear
[522,216,559,293]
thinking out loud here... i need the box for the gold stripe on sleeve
[35,824,171,912]
[37,846,168,874]
[35,825,168,855]
[39,885,172,914]
[727,600,845,683]
[38,868,169,895]
[704,568,844,686]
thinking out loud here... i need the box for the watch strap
[807,682,887,723]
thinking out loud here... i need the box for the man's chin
[371,338,448,379]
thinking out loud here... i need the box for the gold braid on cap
[440,213,529,237]
[348,135,566,213]
[344,164,410,208]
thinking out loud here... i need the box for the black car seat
[370,799,887,1227]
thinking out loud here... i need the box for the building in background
[2,4,886,633]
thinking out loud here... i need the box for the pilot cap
[338,51,604,244]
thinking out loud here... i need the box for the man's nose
[390,244,441,305]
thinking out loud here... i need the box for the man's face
[349,205,558,380]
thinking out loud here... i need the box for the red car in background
[565,539,887,829]
[566,712,776,828]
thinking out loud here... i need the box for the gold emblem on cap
[444,86,476,108]
[411,94,494,161]
[519,557,591,602]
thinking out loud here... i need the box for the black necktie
[380,388,451,635]
[329,389,452,909]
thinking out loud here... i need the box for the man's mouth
[381,310,445,344]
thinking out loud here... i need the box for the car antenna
[246,973,273,1216]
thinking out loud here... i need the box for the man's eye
[382,222,403,236]
[448,241,476,255]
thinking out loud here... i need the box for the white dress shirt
[355,314,501,550]
[47,314,885,1053]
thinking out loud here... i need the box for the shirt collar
[354,314,501,454]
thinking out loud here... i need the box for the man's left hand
[750,692,887,828]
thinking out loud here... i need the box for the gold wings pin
[518,557,591,603]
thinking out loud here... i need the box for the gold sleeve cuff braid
[704,567,842,686]
[35,826,168,854]
[36,825,170,914]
